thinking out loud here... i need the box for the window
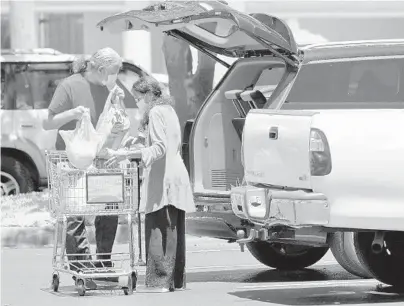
[28,63,71,109]
[2,63,71,110]
[1,66,6,109]
[286,58,404,104]
[197,21,238,38]
[254,66,285,97]
[1,15,10,49]
[40,14,84,54]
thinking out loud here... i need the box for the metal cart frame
[45,151,142,296]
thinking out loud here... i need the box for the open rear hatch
[243,109,316,190]
[97,1,299,66]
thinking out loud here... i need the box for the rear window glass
[28,64,71,109]
[2,63,71,110]
[286,58,404,103]
[254,66,285,95]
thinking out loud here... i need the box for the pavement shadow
[229,285,404,305]
[184,266,360,284]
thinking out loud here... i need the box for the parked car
[101,1,404,287]
[0,48,161,196]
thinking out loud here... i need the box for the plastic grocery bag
[59,110,102,170]
[96,85,131,158]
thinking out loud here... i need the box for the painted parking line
[187,248,240,253]
[236,279,379,291]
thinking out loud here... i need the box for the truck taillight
[310,128,332,176]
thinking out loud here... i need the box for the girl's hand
[105,149,128,168]
[123,137,146,149]
[123,136,136,148]
[111,86,125,103]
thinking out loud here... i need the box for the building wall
[298,18,404,42]
[40,13,84,54]
[4,0,404,74]
[82,12,123,55]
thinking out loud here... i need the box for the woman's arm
[43,83,83,130]
[43,109,83,130]
[127,109,167,168]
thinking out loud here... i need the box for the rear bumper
[231,186,330,228]
[185,189,330,240]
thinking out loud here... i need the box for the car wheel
[354,231,404,287]
[329,232,372,278]
[246,241,329,270]
[1,156,35,196]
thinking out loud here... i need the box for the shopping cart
[45,150,141,296]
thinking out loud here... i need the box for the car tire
[1,156,35,195]
[354,231,404,287]
[329,232,372,278]
[246,241,329,270]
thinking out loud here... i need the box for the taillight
[310,128,332,176]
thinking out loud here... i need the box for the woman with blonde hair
[106,77,196,293]
[44,47,126,289]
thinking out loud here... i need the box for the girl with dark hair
[106,77,196,293]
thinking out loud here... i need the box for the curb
[1,223,144,248]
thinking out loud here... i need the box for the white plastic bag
[59,110,102,170]
[96,85,131,158]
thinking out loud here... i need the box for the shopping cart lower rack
[45,150,142,296]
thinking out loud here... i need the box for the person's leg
[94,215,119,267]
[174,209,186,290]
[145,206,178,291]
[65,216,97,289]
[65,216,91,269]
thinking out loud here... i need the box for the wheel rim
[1,171,20,196]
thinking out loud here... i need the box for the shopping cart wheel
[131,271,137,290]
[51,273,59,292]
[76,279,86,296]
[123,276,133,295]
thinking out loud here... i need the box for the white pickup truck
[98,0,404,287]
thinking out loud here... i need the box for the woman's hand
[71,106,88,120]
[105,148,128,168]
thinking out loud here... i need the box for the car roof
[0,48,76,63]
[300,39,404,64]
[0,48,144,68]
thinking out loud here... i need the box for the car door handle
[20,124,35,128]
[269,127,278,140]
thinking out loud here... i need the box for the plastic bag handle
[74,109,90,135]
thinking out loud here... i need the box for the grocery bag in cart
[59,110,101,170]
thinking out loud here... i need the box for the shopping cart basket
[45,150,141,296]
